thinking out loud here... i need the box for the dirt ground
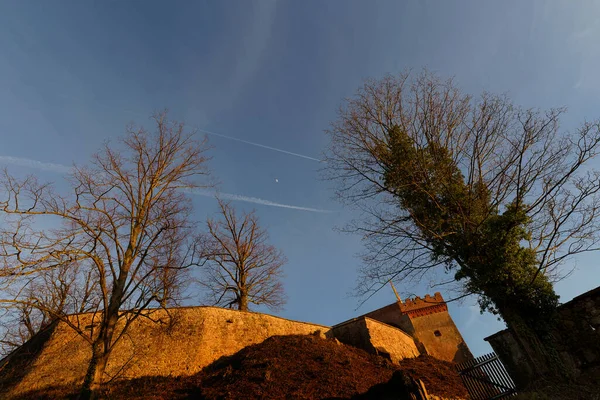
[12,334,469,399]
[111,334,468,399]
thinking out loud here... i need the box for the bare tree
[199,200,286,312]
[0,112,211,398]
[324,70,600,332]
[0,261,98,356]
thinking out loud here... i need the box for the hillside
[12,334,468,399]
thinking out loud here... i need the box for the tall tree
[200,200,286,312]
[324,70,600,334]
[0,112,211,398]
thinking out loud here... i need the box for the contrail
[0,156,72,174]
[197,129,324,162]
[49,94,323,162]
[0,155,331,213]
[190,189,331,213]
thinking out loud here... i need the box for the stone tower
[363,292,472,363]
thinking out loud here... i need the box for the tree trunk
[79,339,110,400]
[239,291,248,311]
[79,300,120,399]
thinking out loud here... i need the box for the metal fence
[456,352,517,400]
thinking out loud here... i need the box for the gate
[456,352,517,400]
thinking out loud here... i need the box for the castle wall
[1,292,475,397]
[486,285,600,388]
[331,318,372,353]
[0,307,330,398]
[363,293,472,364]
[364,302,404,328]
[484,329,537,389]
[363,318,420,361]
[363,302,414,334]
[408,311,473,364]
[331,317,419,363]
[558,286,600,367]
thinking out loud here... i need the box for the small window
[434,330,442,337]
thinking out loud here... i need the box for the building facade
[359,292,473,364]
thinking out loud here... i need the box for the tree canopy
[325,70,600,328]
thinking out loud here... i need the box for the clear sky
[1,0,600,356]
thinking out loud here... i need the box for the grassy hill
[10,334,468,399]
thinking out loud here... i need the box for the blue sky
[1,0,600,356]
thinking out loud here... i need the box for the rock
[311,330,327,340]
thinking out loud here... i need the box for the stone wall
[400,293,446,314]
[557,286,600,367]
[362,294,472,364]
[0,293,475,397]
[364,302,405,328]
[484,329,536,389]
[0,307,330,398]
[331,318,374,354]
[331,317,419,363]
[364,318,421,361]
[485,285,600,388]
[409,311,473,364]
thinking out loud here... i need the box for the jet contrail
[44,94,323,162]
[0,155,331,213]
[0,156,72,174]
[190,189,331,213]
[197,129,324,162]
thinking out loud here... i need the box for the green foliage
[381,125,558,328]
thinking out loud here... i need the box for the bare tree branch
[0,111,211,397]
[198,200,286,312]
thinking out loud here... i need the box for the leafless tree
[0,111,211,398]
[199,200,286,312]
[0,261,98,356]
[324,70,600,326]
